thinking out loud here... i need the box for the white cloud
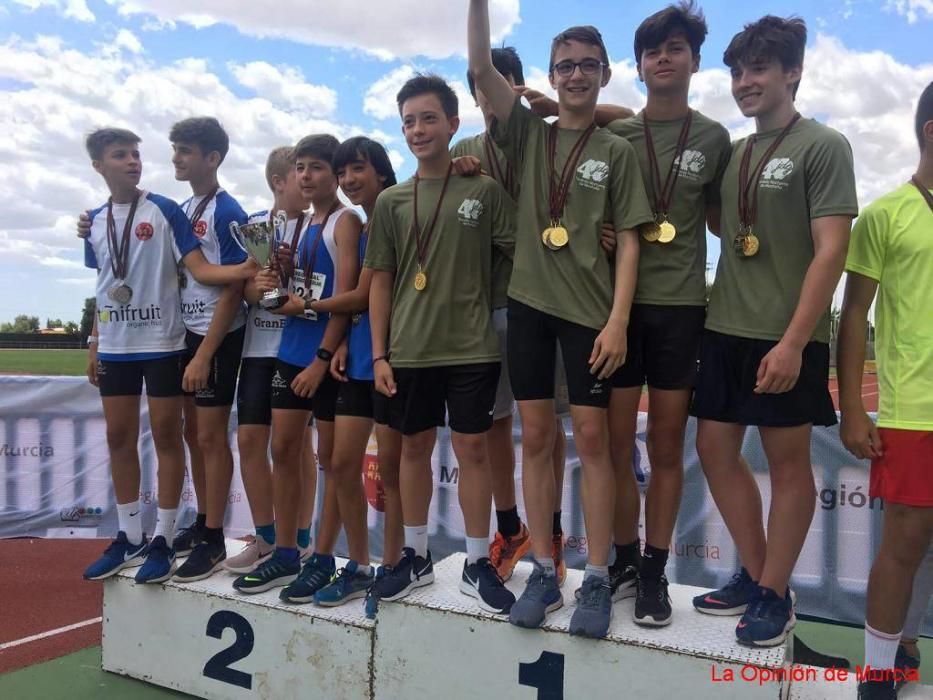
[228,61,337,117]
[885,0,933,23]
[114,29,143,54]
[10,0,94,22]
[106,0,520,60]
[363,65,415,120]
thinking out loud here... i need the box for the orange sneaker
[488,523,532,581]
[552,533,566,586]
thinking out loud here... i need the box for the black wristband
[316,347,333,362]
[372,354,390,367]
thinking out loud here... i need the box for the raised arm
[467,0,517,124]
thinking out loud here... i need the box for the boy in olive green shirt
[453,47,572,586]
[838,82,933,700]
[469,0,654,638]
[365,74,516,616]
[603,2,731,628]
[691,16,858,648]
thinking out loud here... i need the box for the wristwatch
[316,347,334,362]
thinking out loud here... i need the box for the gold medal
[743,233,760,257]
[542,229,560,250]
[548,225,569,248]
[641,222,661,242]
[414,270,427,291]
[657,220,676,243]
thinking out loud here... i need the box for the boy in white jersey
[169,117,252,582]
[224,147,318,575]
[81,128,256,583]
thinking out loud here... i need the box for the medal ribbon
[106,191,141,282]
[910,176,933,213]
[186,185,219,227]
[547,121,597,223]
[642,109,693,220]
[412,161,454,270]
[483,134,515,199]
[300,202,339,293]
[737,113,801,231]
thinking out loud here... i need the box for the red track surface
[0,374,878,674]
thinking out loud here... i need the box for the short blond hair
[265,146,294,192]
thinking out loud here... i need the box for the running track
[0,375,878,673]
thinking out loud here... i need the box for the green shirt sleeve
[450,139,466,159]
[845,204,886,282]
[609,136,655,232]
[363,191,397,272]
[806,131,859,219]
[705,127,733,209]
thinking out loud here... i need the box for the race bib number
[291,271,326,321]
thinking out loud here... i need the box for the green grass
[0,349,87,376]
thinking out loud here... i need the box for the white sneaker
[223,535,274,574]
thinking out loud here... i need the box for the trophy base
[259,290,288,310]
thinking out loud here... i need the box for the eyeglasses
[550,59,607,77]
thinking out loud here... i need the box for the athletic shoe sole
[379,572,435,602]
[458,579,512,615]
[223,552,273,575]
[234,573,298,594]
[173,558,227,583]
[84,554,147,581]
[736,613,797,648]
[509,598,564,629]
[633,611,673,627]
[314,588,370,607]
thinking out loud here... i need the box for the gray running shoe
[508,562,563,629]
[569,575,613,638]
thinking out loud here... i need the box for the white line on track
[0,617,102,651]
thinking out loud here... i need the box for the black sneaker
[692,568,758,616]
[279,554,336,604]
[633,573,672,627]
[608,561,638,601]
[173,539,226,582]
[172,519,204,557]
[459,557,515,615]
[371,547,434,602]
[233,552,300,594]
[857,677,897,699]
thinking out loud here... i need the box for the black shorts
[389,363,500,436]
[690,329,837,428]
[335,379,390,425]
[183,326,245,407]
[236,357,276,426]
[97,353,185,398]
[270,360,339,421]
[507,297,610,409]
[614,304,705,390]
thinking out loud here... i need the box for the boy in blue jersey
[82,128,256,583]
[233,135,361,598]
[169,117,253,582]
[225,146,318,576]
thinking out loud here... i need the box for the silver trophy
[231,214,288,310]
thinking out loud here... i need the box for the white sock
[404,525,429,558]
[465,536,489,565]
[584,564,610,581]
[153,508,178,543]
[865,623,901,670]
[536,557,556,577]
[903,544,933,640]
[358,564,374,577]
[117,500,143,545]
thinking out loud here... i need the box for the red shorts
[870,429,933,507]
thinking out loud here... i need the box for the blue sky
[0,0,930,324]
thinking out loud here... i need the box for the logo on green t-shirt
[575,159,610,190]
[673,149,707,180]
[761,158,795,189]
[457,198,484,227]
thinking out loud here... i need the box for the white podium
[102,543,933,699]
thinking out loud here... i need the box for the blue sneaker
[365,565,391,619]
[279,553,337,604]
[134,536,176,584]
[509,562,563,629]
[370,547,434,603]
[736,586,796,647]
[84,531,148,580]
[569,575,613,638]
[693,568,758,616]
[314,561,375,607]
[459,557,515,615]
